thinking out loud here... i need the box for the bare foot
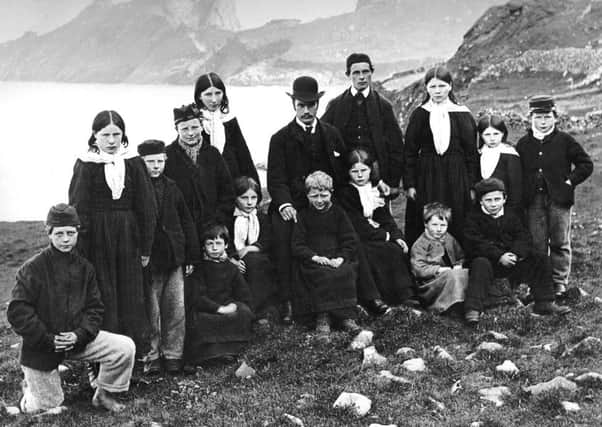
[92,388,125,412]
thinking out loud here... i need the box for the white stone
[574,372,602,386]
[470,423,484,427]
[561,336,602,357]
[58,364,69,374]
[5,406,20,416]
[433,345,455,361]
[378,370,411,385]
[427,396,445,411]
[410,309,423,317]
[395,347,415,356]
[333,392,372,417]
[477,342,504,353]
[524,377,578,395]
[486,331,509,341]
[36,406,68,416]
[362,346,387,368]
[283,413,304,426]
[496,360,519,376]
[401,358,426,372]
[235,361,256,379]
[450,380,462,394]
[464,352,478,361]
[350,330,374,350]
[479,386,511,407]
[579,287,589,297]
[594,297,602,304]
[10,343,19,349]
[543,342,559,352]
[560,401,581,412]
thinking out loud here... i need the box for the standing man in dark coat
[267,76,349,322]
[322,53,405,195]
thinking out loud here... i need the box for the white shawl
[480,143,519,179]
[421,99,471,155]
[233,207,260,251]
[200,109,235,154]
[352,183,385,228]
[79,147,132,200]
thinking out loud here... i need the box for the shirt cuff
[278,203,293,213]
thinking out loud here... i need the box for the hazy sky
[236,0,357,29]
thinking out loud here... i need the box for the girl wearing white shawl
[403,67,479,245]
[477,114,523,211]
[68,110,157,355]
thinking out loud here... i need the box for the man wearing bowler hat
[267,76,349,322]
[322,53,404,196]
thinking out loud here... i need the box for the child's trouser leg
[548,203,572,292]
[270,212,294,302]
[527,193,549,256]
[511,254,555,303]
[465,257,493,312]
[20,366,64,413]
[70,331,135,393]
[161,267,185,360]
[146,270,166,362]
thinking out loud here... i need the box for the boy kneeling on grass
[7,203,135,413]
[463,178,571,324]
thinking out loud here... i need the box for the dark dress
[479,146,523,212]
[227,212,278,317]
[403,106,478,244]
[185,259,254,363]
[290,204,358,321]
[337,184,414,304]
[68,156,156,353]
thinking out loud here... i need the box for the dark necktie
[305,125,313,135]
[354,92,364,104]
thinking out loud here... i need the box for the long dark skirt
[185,302,253,363]
[357,241,415,305]
[243,252,278,317]
[86,210,150,355]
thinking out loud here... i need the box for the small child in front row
[228,176,278,323]
[463,178,571,324]
[291,171,361,339]
[185,225,254,363]
[410,202,469,313]
[138,140,201,375]
[7,204,135,413]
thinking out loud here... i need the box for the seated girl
[337,149,416,307]
[185,225,254,363]
[291,171,361,339]
[410,202,469,313]
[228,176,278,323]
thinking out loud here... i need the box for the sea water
[0,81,344,220]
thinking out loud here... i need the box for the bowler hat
[173,103,200,125]
[529,95,555,113]
[138,139,166,156]
[286,76,325,103]
[46,203,80,228]
[475,178,506,200]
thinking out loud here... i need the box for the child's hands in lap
[185,265,194,276]
[498,252,517,267]
[54,332,78,352]
[328,257,344,268]
[217,303,238,315]
[311,255,331,266]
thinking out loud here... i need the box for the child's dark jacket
[464,208,531,264]
[151,175,201,270]
[516,129,593,207]
[7,246,104,371]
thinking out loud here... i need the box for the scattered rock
[486,331,509,342]
[470,423,484,427]
[560,401,581,412]
[350,330,374,350]
[524,377,578,395]
[479,386,511,407]
[378,370,412,385]
[477,342,504,353]
[401,358,426,372]
[295,393,317,410]
[496,360,519,376]
[561,336,602,358]
[362,346,387,368]
[450,380,462,394]
[574,372,602,387]
[235,362,256,379]
[333,392,372,417]
[283,413,304,426]
[543,342,560,352]
[5,406,20,416]
[395,347,415,357]
[433,346,455,361]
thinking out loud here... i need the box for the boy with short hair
[516,95,593,296]
[7,203,135,413]
[138,139,201,375]
[464,178,571,324]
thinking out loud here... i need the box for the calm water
[0,81,344,221]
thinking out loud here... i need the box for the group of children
[7,74,593,414]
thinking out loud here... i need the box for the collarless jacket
[322,88,404,188]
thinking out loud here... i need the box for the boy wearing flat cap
[463,178,571,324]
[516,95,593,297]
[138,139,201,375]
[7,204,135,413]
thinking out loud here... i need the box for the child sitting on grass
[185,225,254,363]
[7,203,135,413]
[291,171,361,340]
[463,178,571,324]
[410,202,469,314]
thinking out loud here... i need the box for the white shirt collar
[481,205,505,218]
[350,86,370,98]
[296,117,317,134]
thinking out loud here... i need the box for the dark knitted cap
[286,76,325,103]
[346,53,373,74]
[46,203,80,227]
[529,95,555,113]
[173,103,200,125]
[475,178,506,200]
[137,139,166,156]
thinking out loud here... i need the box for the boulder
[395,347,416,357]
[350,330,374,350]
[560,401,580,412]
[561,336,602,358]
[524,377,578,395]
[574,372,602,387]
[333,392,372,417]
[496,360,519,376]
[362,346,387,368]
[477,342,504,353]
[479,386,511,407]
[235,361,256,379]
[401,358,426,372]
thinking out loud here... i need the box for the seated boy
[7,203,135,413]
[464,178,571,323]
[138,139,201,375]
